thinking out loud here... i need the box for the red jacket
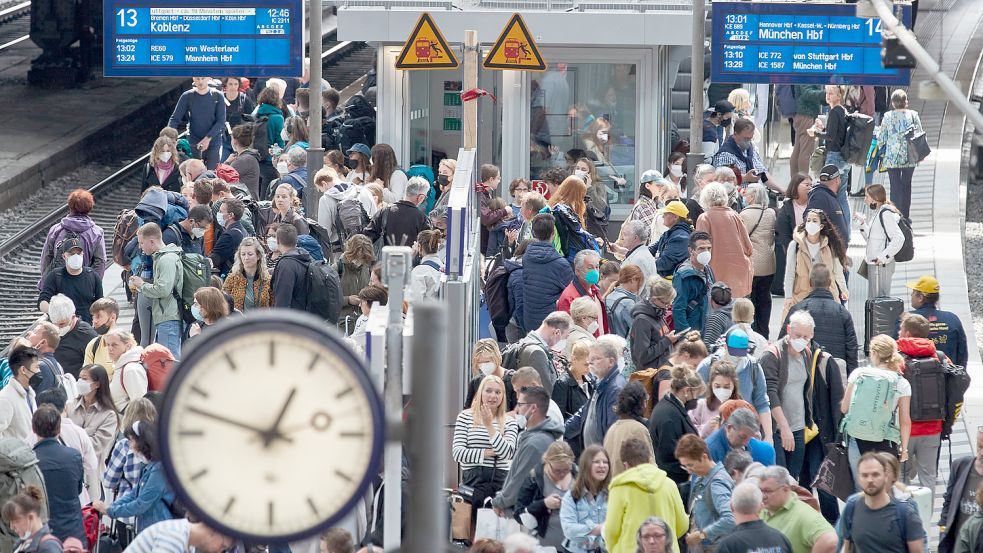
[897,336,943,437]
[556,279,609,337]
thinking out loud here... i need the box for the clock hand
[187,405,293,443]
[262,387,298,447]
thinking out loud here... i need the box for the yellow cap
[906,275,940,294]
[661,201,689,219]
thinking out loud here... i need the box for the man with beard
[841,452,925,553]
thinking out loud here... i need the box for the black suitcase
[864,296,904,354]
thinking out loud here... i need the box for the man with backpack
[162,204,212,255]
[128,224,184,359]
[37,238,103,325]
[26,323,68,397]
[271,224,312,311]
[507,311,573,396]
[209,199,249,276]
[167,77,227,170]
[521,213,575,332]
[363,177,431,248]
[313,167,373,247]
[841,452,925,553]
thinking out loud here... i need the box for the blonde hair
[570,296,599,325]
[366,183,385,207]
[229,237,271,282]
[647,277,676,304]
[669,365,705,394]
[150,137,176,167]
[727,88,752,114]
[469,375,507,430]
[470,339,503,377]
[105,329,136,347]
[542,440,575,466]
[121,397,157,433]
[274,183,301,209]
[869,334,904,372]
[265,78,287,99]
[731,298,754,325]
[438,158,457,175]
[570,340,590,364]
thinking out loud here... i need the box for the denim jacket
[560,489,608,553]
[688,463,735,546]
[107,461,174,533]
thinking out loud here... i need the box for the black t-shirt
[38,267,103,325]
[824,105,847,153]
[716,520,792,553]
[843,497,925,553]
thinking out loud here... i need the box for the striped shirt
[123,519,190,552]
[452,410,519,472]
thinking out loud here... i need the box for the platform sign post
[103,0,304,77]
[710,1,912,85]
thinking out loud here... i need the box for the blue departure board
[711,2,913,86]
[103,0,303,77]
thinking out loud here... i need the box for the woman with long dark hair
[368,143,408,202]
[772,172,812,296]
[782,208,849,317]
[68,364,118,474]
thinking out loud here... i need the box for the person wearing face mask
[0,347,41,444]
[671,231,715,335]
[162,204,212,256]
[492,387,565,518]
[628,170,669,239]
[38,239,103,325]
[563,297,600,360]
[67,364,118,477]
[453,374,520,530]
[647,366,705,484]
[565,336,628,450]
[142,136,182,193]
[208,199,248,278]
[696,329,774,443]
[557,250,609,337]
[856,184,905,298]
[25,323,65,397]
[702,100,736,162]
[689,361,739,439]
[187,287,231,339]
[431,158,457,210]
[83,298,119,377]
[665,152,687,190]
[695,183,753,299]
[464,340,517,410]
[46,294,97,381]
[39,188,107,288]
[1,485,62,553]
[581,118,627,192]
[781,264,859,376]
[103,329,147,413]
[712,118,782,195]
[782,208,849,318]
[553,342,596,433]
[628,278,677,377]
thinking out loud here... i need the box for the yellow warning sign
[395,13,459,70]
[483,13,547,71]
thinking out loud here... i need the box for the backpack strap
[89,338,100,360]
[842,495,858,537]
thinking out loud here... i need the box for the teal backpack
[841,370,902,443]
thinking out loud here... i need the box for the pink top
[688,398,721,438]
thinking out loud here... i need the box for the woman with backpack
[93,422,176,536]
[226,125,262,200]
[878,89,923,219]
[104,330,146,413]
[410,230,442,302]
[841,334,912,484]
[739,184,776,338]
[856,184,905,298]
[605,265,644,339]
[368,144,408,202]
[336,235,375,334]
[258,183,309,239]
[814,85,852,230]
[223,237,272,312]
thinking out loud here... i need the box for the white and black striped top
[452,410,519,471]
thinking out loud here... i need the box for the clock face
[159,311,384,542]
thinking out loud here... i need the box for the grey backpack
[0,438,48,539]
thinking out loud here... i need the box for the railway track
[0,1,29,51]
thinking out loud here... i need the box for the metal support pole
[306,0,325,218]
[382,246,412,552]
[870,0,983,133]
[406,300,448,552]
[687,0,706,189]
[463,30,479,151]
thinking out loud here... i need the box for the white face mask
[514,413,527,430]
[478,362,495,376]
[276,161,289,175]
[76,379,92,396]
[216,212,227,227]
[66,254,83,271]
[790,337,809,353]
[191,227,206,239]
[586,321,600,335]
[267,237,278,251]
[670,165,684,178]
[552,339,568,353]
[280,129,290,142]
[696,250,712,267]
[597,131,609,142]
[55,324,71,337]
[712,387,733,403]
[574,169,588,180]
[805,221,821,236]
[159,151,172,163]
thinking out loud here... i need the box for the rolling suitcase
[864,264,904,355]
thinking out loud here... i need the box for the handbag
[474,499,521,542]
[811,438,855,501]
[449,493,473,541]
[905,112,931,163]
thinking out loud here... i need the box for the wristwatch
[700,531,708,541]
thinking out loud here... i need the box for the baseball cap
[710,281,732,306]
[819,164,841,181]
[346,143,371,158]
[640,169,671,186]
[726,328,750,357]
[662,200,689,219]
[60,238,83,254]
[713,100,736,115]
[906,275,940,294]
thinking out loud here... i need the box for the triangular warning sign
[483,13,547,71]
[395,13,459,70]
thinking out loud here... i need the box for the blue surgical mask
[191,305,204,322]
[584,269,600,286]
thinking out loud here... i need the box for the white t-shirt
[847,366,911,412]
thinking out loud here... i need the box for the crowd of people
[0,65,975,553]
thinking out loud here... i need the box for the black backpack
[242,113,271,160]
[903,355,947,422]
[483,258,512,329]
[335,193,371,246]
[941,354,971,438]
[304,259,343,324]
[344,94,376,119]
[842,112,875,165]
[878,208,914,262]
[337,117,376,153]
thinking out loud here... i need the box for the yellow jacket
[603,462,688,553]
[83,336,115,379]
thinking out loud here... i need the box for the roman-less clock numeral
[269,341,275,367]
[307,352,320,372]
[268,500,275,527]
[223,496,236,515]
[224,353,237,371]
[190,468,209,481]
[339,430,365,438]
[179,429,205,437]
[335,469,353,482]
[190,386,209,399]
[307,497,319,516]
[336,386,354,399]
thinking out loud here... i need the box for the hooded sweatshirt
[491,416,564,513]
[139,244,184,325]
[317,181,377,243]
[897,337,943,437]
[109,346,147,412]
[39,215,107,285]
[603,463,688,553]
[272,248,313,310]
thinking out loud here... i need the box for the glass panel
[408,71,432,167]
[529,62,637,205]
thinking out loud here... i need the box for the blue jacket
[706,427,776,466]
[688,463,735,547]
[806,185,849,245]
[522,241,575,331]
[911,305,968,367]
[167,88,226,141]
[651,221,692,277]
[560,489,608,553]
[697,351,771,416]
[671,260,714,333]
[107,461,175,534]
[565,368,626,447]
[505,259,526,335]
[281,167,309,199]
[33,439,85,543]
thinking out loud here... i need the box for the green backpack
[841,371,902,443]
[167,250,212,324]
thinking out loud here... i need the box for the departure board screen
[711,2,913,86]
[103,0,303,77]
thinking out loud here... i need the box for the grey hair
[635,516,674,553]
[573,248,600,271]
[286,147,307,167]
[760,465,795,487]
[744,183,769,208]
[623,219,651,244]
[788,310,816,331]
[731,481,764,515]
[428,205,448,221]
[405,176,431,199]
[570,296,599,323]
[106,328,136,346]
[592,334,626,362]
[504,532,540,553]
[694,164,716,184]
[47,294,76,325]
[726,407,760,432]
[543,310,573,331]
[700,182,730,209]
[646,277,676,304]
[714,166,738,184]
